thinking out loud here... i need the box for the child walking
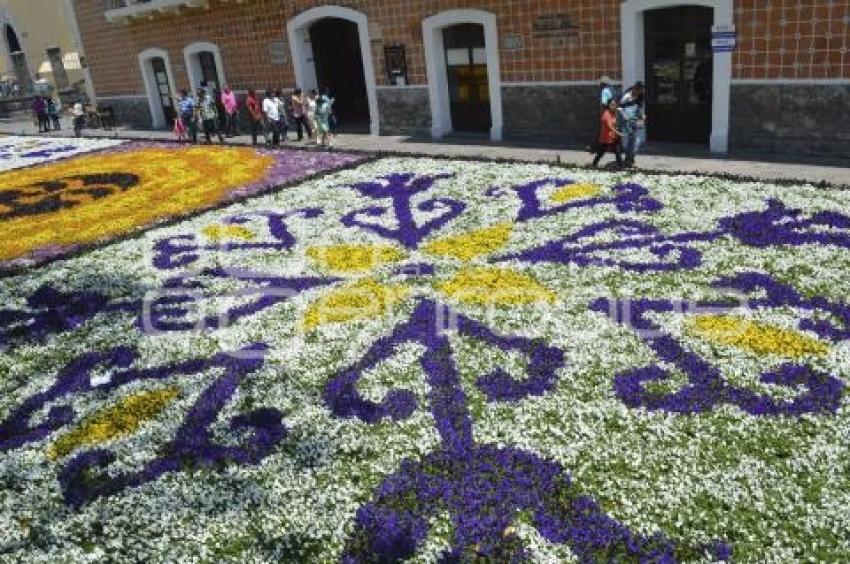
[315,87,335,147]
[48,98,62,130]
[173,112,187,141]
[591,98,623,169]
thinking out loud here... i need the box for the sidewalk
[2,116,848,186]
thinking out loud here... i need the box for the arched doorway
[621,0,733,153]
[309,18,369,131]
[138,48,177,129]
[184,42,226,91]
[422,9,503,141]
[287,6,379,135]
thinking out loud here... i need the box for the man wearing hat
[599,75,615,109]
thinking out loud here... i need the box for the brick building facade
[72,0,850,156]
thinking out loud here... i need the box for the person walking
[274,89,289,143]
[306,89,318,143]
[315,87,335,147]
[619,81,646,168]
[199,88,225,144]
[262,90,280,145]
[221,85,238,137]
[245,89,266,145]
[213,87,227,133]
[291,88,312,141]
[32,96,49,133]
[173,91,188,142]
[71,100,85,137]
[47,98,61,131]
[591,98,623,169]
[177,89,198,143]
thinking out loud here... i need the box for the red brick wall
[733,0,850,80]
[74,0,850,97]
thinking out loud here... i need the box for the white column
[423,25,450,138]
[710,2,733,153]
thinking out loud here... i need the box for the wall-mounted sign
[533,13,579,39]
[502,33,524,51]
[711,25,737,52]
[384,45,408,86]
[268,40,289,65]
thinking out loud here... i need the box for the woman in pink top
[220,85,238,137]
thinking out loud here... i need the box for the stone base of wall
[98,96,154,129]
[730,84,850,159]
[375,84,600,144]
[377,86,431,136]
[502,84,598,145]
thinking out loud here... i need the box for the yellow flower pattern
[202,224,257,242]
[689,315,829,358]
[550,183,603,204]
[423,223,513,262]
[436,267,556,306]
[0,146,273,261]
[47,387,181,460]
[307,244,406,274]
[303,278,410,330]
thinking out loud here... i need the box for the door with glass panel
[644,6,713,143]
[443,24,490,133]
[198,51,219,90]
[150,57,176,125]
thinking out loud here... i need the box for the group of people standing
[31,96,63,133]
[174,85,336,148]
[591,75,647,169]
[30,95,87,137]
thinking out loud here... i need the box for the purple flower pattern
[340,173,465,249]
[330,299,729,561]
[0,285,136,348]
[589,272,847,415]
[0,343,285,507]
[5,165,850,560]
[152,208,322,270]
[494,179,663,223]
[141,267,338,333]
[496,219,713,272]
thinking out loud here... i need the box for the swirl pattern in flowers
[1,154,849,562]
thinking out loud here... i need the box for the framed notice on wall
[384,45,408,86]
[268,41,289,65]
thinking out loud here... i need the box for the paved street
[2,116,848,186]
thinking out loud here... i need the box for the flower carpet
[1,138,849,562]
[0,138,364,270]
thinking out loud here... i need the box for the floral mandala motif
[1,155,850,561]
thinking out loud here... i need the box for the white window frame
[286,5,380,136]
[422,9,503,142]
[183,41,226,91]
[138,47,176,129]
[621,0,733,153]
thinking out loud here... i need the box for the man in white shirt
[71,101,85,137]
[262,90,280,145]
